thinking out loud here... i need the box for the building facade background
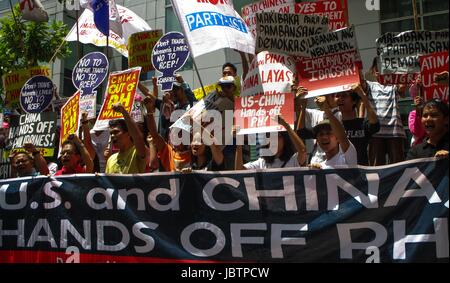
[0,0,448,98]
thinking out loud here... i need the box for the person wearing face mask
[407,99,449,160]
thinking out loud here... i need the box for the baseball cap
[313,119,332,138]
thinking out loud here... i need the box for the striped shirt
[366,81,406,138]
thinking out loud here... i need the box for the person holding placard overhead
[104,103,150,174]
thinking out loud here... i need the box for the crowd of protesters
[0,61,448,179]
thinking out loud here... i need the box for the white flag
[170,0,255,58]
[19,0,49,22]
[65,5,151,57]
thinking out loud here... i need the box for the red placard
[234,92,295,135]
[295,0,348,31]
[297,51,360,98]
[419,51,449,102]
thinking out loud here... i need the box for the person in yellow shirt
[105,103,149,174]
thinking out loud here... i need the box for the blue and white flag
[81,0,123,37]
[170,0,255,58]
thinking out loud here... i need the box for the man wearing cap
[311,96,357,169]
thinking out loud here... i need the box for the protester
[295,87,341,164]
[105,103,149,174]
[362,77,407,165]
[235,115,307,170]
[407,99,449,160]
[10,143,49,178]
[55,134,94,175]
[408,79,426,147]
[310,96,358,169]
[139,75,196,141]
[222,52,250,97]
[335,84,380,165]
[188,123,225,171]
[144,94,191,172]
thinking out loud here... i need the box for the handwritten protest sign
[152,32,190,91]
[306,26,361,63]
[72,52,109,119]
[129,30,163,73]
[420,51,449,102]
[8,112,57,157]
[1,66,50,109]
[235,92,294,135]
[298,51,360,98]
[242,0,295,38]
[298,27,361,98]
[60,91,80,149]
[20,76,54,114]
[242,51,296,97]
[377,30,449,84]
[295,0,348,31]
[94,67,141,131]
[256,11,329,57]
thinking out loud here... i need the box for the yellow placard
[128,30,163,73]
[1,66,51,109]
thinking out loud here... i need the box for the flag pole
[169,0,207,99]
[76,9,80,60]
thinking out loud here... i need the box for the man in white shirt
[311,96,357,169]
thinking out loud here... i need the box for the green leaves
[0,4,71,77]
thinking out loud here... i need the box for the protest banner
[295,0,348,31]
[94,67,141,131]
[242,0,295,38]
[72,52,109,119]
[419,51,449,102]
[235,92,294,135]
[377,30,449,84]
[152,32,190,91]
[128,30,163,73]
[0,158,447,263]
[1,66,51,109]
[7,112,57,157]
[65,5,152,57]
[171,0,255,58]
[242,51,296,97]
[60,91,80,151]
[19,76,54,114]
[255,11,329,57]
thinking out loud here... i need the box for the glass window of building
[381,0,449,33]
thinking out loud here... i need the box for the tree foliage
[0,4,71,76]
